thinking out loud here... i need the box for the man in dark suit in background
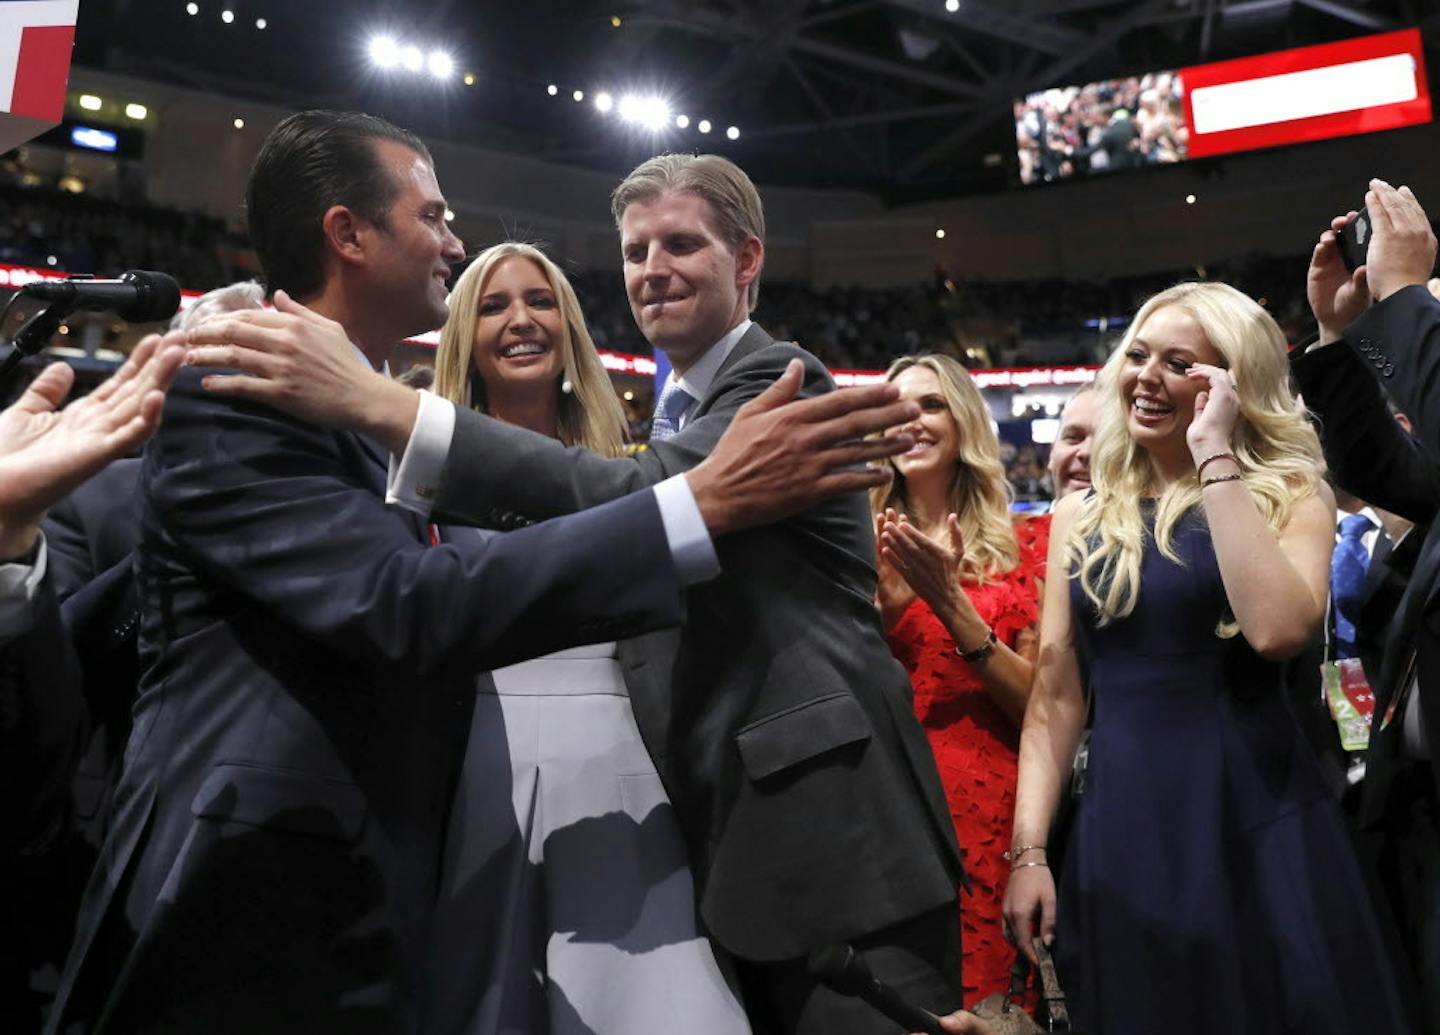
[52,113,922,1034]
[1295,177,1440,1035]
[0,339,183,1028]
[187,151,966,1033]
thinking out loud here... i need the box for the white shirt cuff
[0,534,47,641]
[654,474,719,585]
[386,390,456,517]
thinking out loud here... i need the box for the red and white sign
[1181,29,1431,160]
[0,0,78,153]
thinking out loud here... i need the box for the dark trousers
[1370,764,1440,1035]
[733,906,962,1035]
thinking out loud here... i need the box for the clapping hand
[875,509,917,628]
[878,511,977,634]
[0,333,184,558]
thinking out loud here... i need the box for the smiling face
[364,140,466,336]
[888,366,961,481]
[469,255,565,396]
[619,190,760,371]
[1118,304,1224,450]
[1049,390,1099,497]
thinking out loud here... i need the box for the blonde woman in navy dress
[1003,281,1409,1034]
[422,242,749,1035]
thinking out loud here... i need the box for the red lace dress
[884,516,1050,1004]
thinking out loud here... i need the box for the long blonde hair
[1068,281,1324,626]
[870,354,1019,582]
[434,242,626,457]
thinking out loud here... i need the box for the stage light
[623,390,635,401]
[221,9,234,23]
[547,84,558,96]
[185,2,199,14]
[78,94,102,111]
[726,125,739,140]
[427,50,454,79]
[945,0,960,11]
[233,117,245,129]
[595,91,614,113]
[675,114,689,128]
[619,94,671,131]
[464,72,476,86]
[1185,193,1197,204]
[611,15,622,27]
[935,228,946,239]
[369,36,400,69]
[402,46,424,72]
[445,209,456,222]
[256,17,266,29]
[125,103,148,119]
[573,89,584,102]
[698,119,711,133]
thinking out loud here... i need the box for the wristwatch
[956,628,997,663]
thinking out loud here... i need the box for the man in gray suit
[188,153,964,1033]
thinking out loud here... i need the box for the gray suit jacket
[434,325,963,962]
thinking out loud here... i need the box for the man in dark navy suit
[48,111,921,1034]
[1295,178,1440,1035]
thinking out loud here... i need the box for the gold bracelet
[1010,860,1050,871]
[1195,451,1238,480]
[1002,844,1046,861]
[1201,473,1244,488]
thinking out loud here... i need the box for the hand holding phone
[1338,203,1370,273]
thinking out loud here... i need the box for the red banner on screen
[1181,29,1431,159]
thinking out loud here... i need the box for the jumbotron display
[1016,28,1430,185]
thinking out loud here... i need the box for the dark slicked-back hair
[247,110,432,298]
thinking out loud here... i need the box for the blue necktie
[1331,513,1375,660]
[650,379,694,442]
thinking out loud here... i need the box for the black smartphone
[1339,203,1371,272]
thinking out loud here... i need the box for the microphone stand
[0,301,72,382]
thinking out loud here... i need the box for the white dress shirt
[0,533,48,642]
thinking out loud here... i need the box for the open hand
[186,290,420,453]
[687,360,916,536]
[0,333,184,556]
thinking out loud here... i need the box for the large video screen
[1015,72,1187,185]
[1015,29,1430,185]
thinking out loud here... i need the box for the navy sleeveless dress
[1056,504,1410,1034]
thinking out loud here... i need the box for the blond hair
[434,243,626,457]
[611,153,765,311]
[871,354,1019,582]
[1068,281,1324,627]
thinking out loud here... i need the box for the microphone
[807,943,950,1035]
[21,270,182,324]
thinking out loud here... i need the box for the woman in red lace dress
[872,354,1048,1005]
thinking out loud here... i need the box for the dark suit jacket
[48,369,687,1034]
[432,325,963,963]
[1292,284,1440,826]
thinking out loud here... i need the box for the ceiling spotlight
[611,15,622,27]
[726,125,739,140]
[573,89,584,102]
[125,102,148,119]
[1185,193,1197,204]
[945,0,960,10]
[233,117,245,129]
[78,94,102,111]
[427,50,454,79]
[935,228,946,239]
[221,8,234,23]
[255,17,266,29]
[185,2,198,14]
[675,114,689,128]
[444,209,456,222]
[698,118,712,133]
[618,94,671,131]
[369,36,400,69]
[463,72,476,86]
[402,46,424,72]
[547,84,558,96]
[595,91,614,113]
